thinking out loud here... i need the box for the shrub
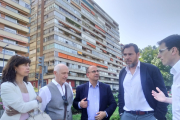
[166,104,172,120]
[0,97,3,110]
[71,106,81,114]
[110,115,120,120]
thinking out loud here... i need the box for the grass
[73,113,81,120]
[72,107,120,120]
[110,107,120,120]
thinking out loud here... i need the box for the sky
[94,0,180,49]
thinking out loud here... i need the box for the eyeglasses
[158,48,168,54]
[62,95,68,106]
[88,70,99,73]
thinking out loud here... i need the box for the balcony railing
[4,27,17,34]
[6,5,18,13]
[0,40,27,48]
[0,4,29,19]
[1,16,28,28]
[5,16,17,23]
[11,0,30,9]
[0,28,28,38]
[1,49,16,56]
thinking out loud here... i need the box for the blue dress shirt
[78,82,108,120]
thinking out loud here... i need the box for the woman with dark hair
[0,55,42,120]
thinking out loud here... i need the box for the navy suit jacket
[118,62,168,120]
[73,82,117,120]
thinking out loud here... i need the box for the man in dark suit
[73,66,117,120]
[118,43,168,120]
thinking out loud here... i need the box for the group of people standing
[0,34,180,120]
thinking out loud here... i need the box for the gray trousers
[121,111,156,120]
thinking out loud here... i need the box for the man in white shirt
[39,64,73,120]
[119,43,168,120]
[152,34,180,120]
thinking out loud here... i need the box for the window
[76,81,80,87]
[54,11,65,21]
[25,3,30,9]
[45,3,56,11]
[4,27,17,34]
[18,0,30,9]
[13,0,19,3]
[54,60,60,65]
[60,61,66,65]
[5,16,17,23]
[6,6,18,13]
[2,49,15,55]
[0,61,7,67]
[3,38,16,45]
[82,40,87,45]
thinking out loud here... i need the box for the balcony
[82,0,93,9]
[0,17,29,33]
[2,49,16,55]
[55,0,81,17]
[0,40,28,52]
[0,51,14,59]
[0,4,29,23]
[72,0,81,5]
[6,5,18,13]
[0,28,28,43]
[2,0,30,13]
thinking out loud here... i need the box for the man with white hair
[39,64,73,120]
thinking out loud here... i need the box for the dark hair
[1,55,31,84]
[158,34,180,55]
[122,43,139,53]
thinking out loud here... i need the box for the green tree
[139,45,172,86]
[139,45,158,63]
[151,57,173,86]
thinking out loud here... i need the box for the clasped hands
[80,98,107,120]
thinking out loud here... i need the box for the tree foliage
[139,45,158,63]
[139,45,173,86]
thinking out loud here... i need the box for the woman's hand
[36,96,42,103]
[6,106,19,116]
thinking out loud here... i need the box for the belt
[126,111,154,115]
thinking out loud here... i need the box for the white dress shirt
[170,59,180,120]
[39,79,73,111]
[123,61,153,111]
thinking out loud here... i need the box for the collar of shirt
[89,81,99,88]
[125,60,140,73]
[52,79,66,88]
[170,59,180,75]
[52,79,66,95]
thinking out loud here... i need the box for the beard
[126,60,138,68]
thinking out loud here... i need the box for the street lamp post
[3,44,9,68]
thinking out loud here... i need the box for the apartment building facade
[29,0,123,90]
[0,0,30,80]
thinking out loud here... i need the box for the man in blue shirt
[73,66,117,120]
